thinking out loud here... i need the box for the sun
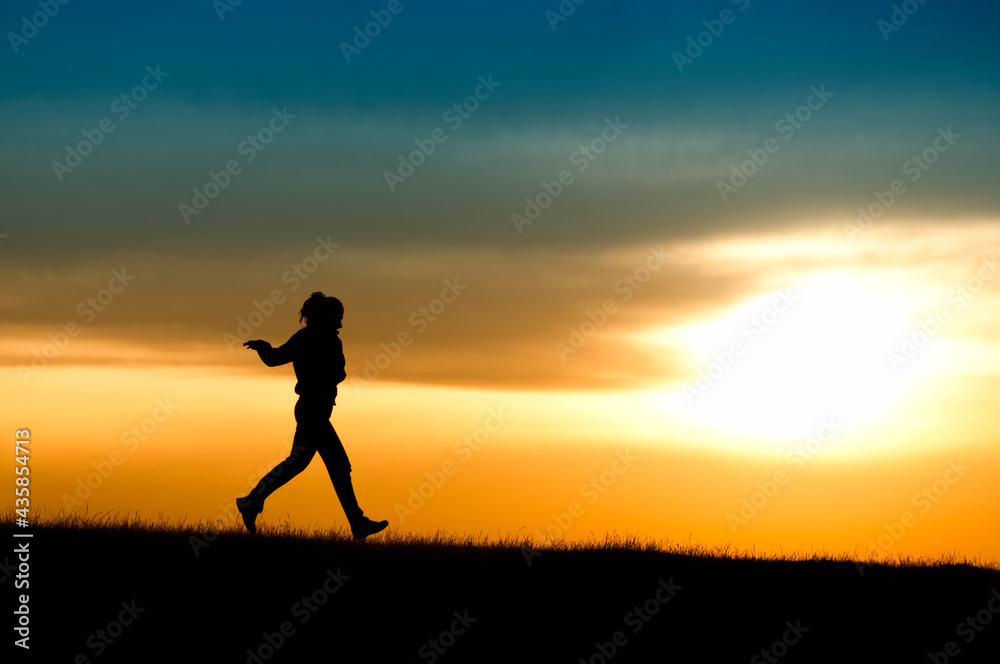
[662,273,930,443]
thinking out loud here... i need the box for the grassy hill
[4,512,999,662]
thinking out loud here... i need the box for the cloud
[5,221,996,393]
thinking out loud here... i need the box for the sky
[3,0,1000,565]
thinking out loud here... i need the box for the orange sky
[8,221,1000,566]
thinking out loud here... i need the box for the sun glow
[660,273,932,444]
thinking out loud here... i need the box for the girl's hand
[244,340,271,351]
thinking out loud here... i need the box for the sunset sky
[3,1,999,564]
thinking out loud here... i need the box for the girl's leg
[238,396,325,534]
[316,423,364,527]
[249,395,328,505]
[249,433,317,505]
[317,421,386,539]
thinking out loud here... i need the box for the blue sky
[3,0,998,256]
[2,0,998,378]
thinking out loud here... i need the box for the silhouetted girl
[237,292,388,540]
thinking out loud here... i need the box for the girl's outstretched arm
[243,338,294,367]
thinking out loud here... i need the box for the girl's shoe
[236,495,262,534]
[352,517,388,541]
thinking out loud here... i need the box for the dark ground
[4,522,1000,663]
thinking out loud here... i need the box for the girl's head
[299,291,344,328]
